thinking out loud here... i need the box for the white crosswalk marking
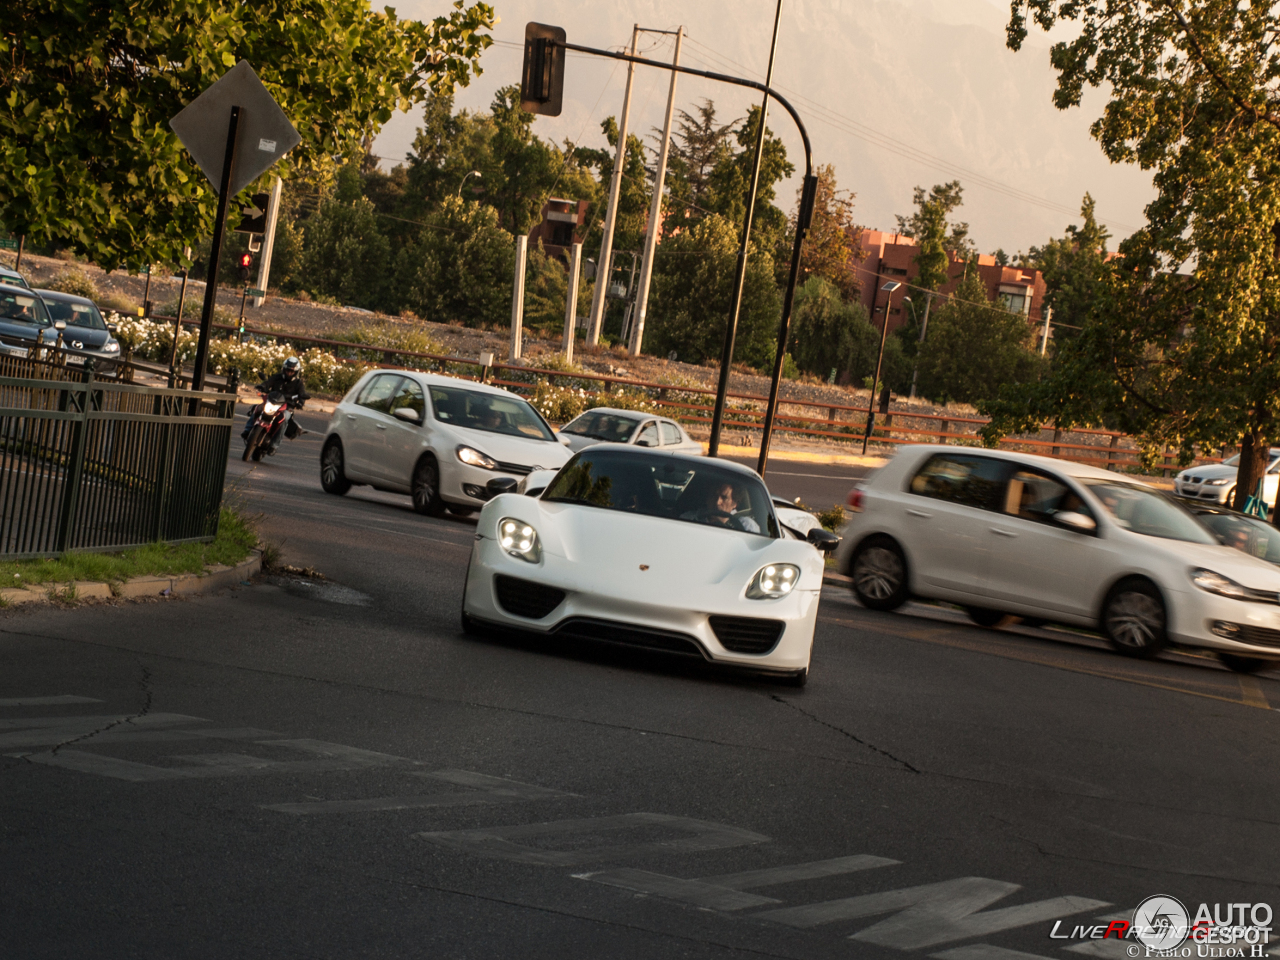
[263,770,573,814]
[0,696,102,706]
[760,877,1107,949]
[701,854,900,890]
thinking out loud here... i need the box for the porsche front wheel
[850,537,909,611]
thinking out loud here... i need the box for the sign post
[169,61,300,391]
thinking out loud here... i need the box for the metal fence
[0,357,237,558]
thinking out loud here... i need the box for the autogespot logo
[1133,895,1191,951]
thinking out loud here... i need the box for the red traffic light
[237,253,253,282]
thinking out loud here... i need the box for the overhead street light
[862,280,901,455]
[457,170,483,198]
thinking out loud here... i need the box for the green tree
[646,213,781,368]
[703,105,795,252]
[788,277,898,384]
[391,197,512,327]
[295,194,390,308]
[663,99,737,230]
[522,244,592,332]
[1000,0,1280,507]
[1022,193,1110,344]
[793,164,863,300]
[915,268,1043,404]
[895,181,972,293]
[0,0,495,272]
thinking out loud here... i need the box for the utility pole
[586,26,639,346]
[510,235,528,361]
[562,242,583,363]
[1040,305,1052,355]
[253,176,282,308]
[630,26,683,357]
[708,0,785,457]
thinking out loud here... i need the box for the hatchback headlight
[457,445,498,470]
[747,563,800,599]
[1190,567,1247,599]
[497,517,541,563]
[103,341,120,353]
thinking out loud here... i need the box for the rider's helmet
[282,356,301,379]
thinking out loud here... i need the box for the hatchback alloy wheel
[412,456,445,517]
[320,439,351,496]
[1104,580,1167,657]
[851,538,909,611]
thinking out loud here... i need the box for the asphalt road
[1,408,1277,959]
[730,456,869,514]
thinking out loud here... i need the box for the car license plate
[7,346,28,358]
[65,354,85,365]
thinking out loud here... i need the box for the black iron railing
[0,358,237,558]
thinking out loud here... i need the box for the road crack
[11,663,155,765]
[770,694,921,774]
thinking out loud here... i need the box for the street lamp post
[457,170,483,198]
[862,280,900,455]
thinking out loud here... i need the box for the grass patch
[0,508,257,588]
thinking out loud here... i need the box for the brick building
[855,229,1047,335]
[528,197,590,260]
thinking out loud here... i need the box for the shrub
[44,267,97,299]
[529,382,591,423]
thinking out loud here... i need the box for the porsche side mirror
[392,406,422,424]
[486,477,519,498]
[806,527,840,552]
[1055,510,1097,533]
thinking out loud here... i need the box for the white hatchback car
[835,445,1280,672]
[321,370,571,515]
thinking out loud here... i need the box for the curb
[0,551,262,608]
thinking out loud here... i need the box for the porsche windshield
[543,449,779,538]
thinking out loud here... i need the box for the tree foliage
[916,269,1043,404]
[1022,193,1110,342]
[788,277,902,385]
[1001,0,1280,506]
[794,165,863,301]
[296,194,389,308]
[895,181,972,293]
[0,0,495,271]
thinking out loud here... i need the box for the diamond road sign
[169,61,301,196]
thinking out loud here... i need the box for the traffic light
[521,23,566,117]
[238,253,253,282]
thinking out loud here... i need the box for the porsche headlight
[747,563,800,599]
[497,517,541,563]
[457,445,499,470]
[1190,567,1247,599]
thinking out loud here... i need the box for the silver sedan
[558,407,703,455]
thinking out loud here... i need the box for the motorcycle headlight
[747,563,800,599]
[497,517,541,563]
[457,445,499,470]
[261,401,281,416]
[1190,567,1247,599]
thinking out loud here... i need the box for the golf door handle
[906,509,933,518]
[345,414,357,421]
[375,424,387,431]
[991,527,1018,537]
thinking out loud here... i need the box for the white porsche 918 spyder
[462,447,838,685]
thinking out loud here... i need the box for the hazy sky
[373,0,1155,255]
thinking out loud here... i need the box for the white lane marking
[577,868,782,911]
[576,854,900,912]
[765,471,864,481]
[933,947,1057,960]
[759,877,1106,950]
[417,812,770,867]
[700,854,900,890]
[263,770,573,815]
[0,695,102,707]
[0,713,210,749]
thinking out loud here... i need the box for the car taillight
[847,488,864,512]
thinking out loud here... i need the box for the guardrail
[0,355,237,558]
[151,313,1216,473]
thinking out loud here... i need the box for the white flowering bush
[529,382,592,423]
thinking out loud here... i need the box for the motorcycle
[242,390,300,462]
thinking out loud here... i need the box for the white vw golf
[462,447,838,684]
[835,445,1280,673]
[321,370,572,515]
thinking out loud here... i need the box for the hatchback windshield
[43,298,106,330]
[0,290,50,326]
[1196,512,1280,564]
[1083,481,1217,543]
[428,385,556,441]
[543,449,778,538]
[560,410,641,442]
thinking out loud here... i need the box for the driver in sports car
[682,481,760,533]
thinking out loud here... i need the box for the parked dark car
[0,265,31,289]
[1189,504,1280,566]
[36,288,122,373]
[0,282,62,358]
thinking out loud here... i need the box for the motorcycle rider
[243,356,309,448]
